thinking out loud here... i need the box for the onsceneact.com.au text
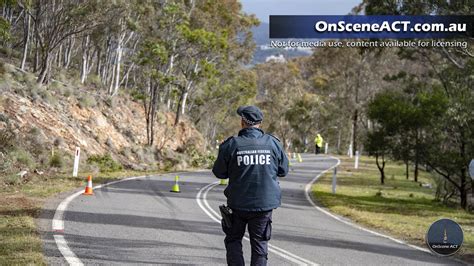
[315,21,467,33]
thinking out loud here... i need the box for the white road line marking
[53,235,84,266]
[197,181,318,266]
[304,155,432,254]
[52,175,147,265]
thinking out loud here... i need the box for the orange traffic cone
[83,175,93,195]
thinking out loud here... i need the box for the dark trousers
[315,145,321,154]
[222,209,272,266]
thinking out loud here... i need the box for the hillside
[0,63,207,180]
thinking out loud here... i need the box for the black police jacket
[212,127,289,211]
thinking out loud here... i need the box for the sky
[240,0,362,23]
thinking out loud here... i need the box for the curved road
[41,154,461,265]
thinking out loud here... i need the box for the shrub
[62,87,72,97]
[53,137,64,147]
[78,94,96,108]
[23,72,37,87]
[86,74,103,88]
[105,96,116,108]
[86,154,123,172]
[49,153,64,168]
[0,154,13,173]
[187,146,215,169]
[10,149,35,168]
[38,88,57,105]
[2,173,21,186]
[0,73,13,91]
[49,80,62,91]
[2,63,15,74]
[0,126,16,152]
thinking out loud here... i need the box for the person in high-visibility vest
[314,134,323,154]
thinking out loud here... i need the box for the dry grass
[0,170,165,264]
[312,155,474,262]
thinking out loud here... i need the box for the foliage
[0,124,16,153]
[77,94,96,108]
[188,147,215,169]
[49,153,64,168]
[86,153,123,172]
[0,17,10,41]
[8,148,35,169]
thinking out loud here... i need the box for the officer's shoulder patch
[267,133,281,143]
[220,136,235,145]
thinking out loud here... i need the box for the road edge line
[51,174,150,265]
[304,155,433,254]
[197,181,318,265]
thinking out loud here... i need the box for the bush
[2,63,15,74]
[62,87,72,97]
[86,154,123,172]
[105,96,116,108]
[0,73,13,91]
[10,149,35,169]
[53,137,64,147]
[23,72,37,87]
[2,173,21,186]
[0,154,13,173]
[187,146,215,169]
[78,94,96,108]
[0,126,16,153]
[38,88,57,105]
[49,153,64,168]
[86,74,103,89]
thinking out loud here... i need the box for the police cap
[237,105,263,125]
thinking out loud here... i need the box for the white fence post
[325,142,328,154]
[72,147,80,177]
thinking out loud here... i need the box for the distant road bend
[43,154,461,265]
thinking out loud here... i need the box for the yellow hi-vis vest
[315,135,323,147]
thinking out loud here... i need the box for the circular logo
[426,218,463,256]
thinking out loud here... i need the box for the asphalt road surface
[40,154,462,265]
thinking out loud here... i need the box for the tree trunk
[460,179,467,209]
[57,45,62,68]
[80,35,90,84]
[414,131,419,182]
[174,89,185,126]
[376,153,386,185]
[20,12,30,71]
[352,109,358,156]
[405,160,409,180]
[37,52,51,84]
[111,36,123,96]
[337,129,341,153]
[181,90,189,115]
[65,37,73,69]
[33,38,39,72]
[96,47,101,76]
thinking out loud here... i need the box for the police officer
[314,133,323,154]
[212,105,289,266]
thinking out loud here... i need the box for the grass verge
[0,169,169,264]
[312,155,474,262]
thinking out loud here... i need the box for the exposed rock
[1,89,204,168]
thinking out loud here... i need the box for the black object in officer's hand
[219,205,233,228]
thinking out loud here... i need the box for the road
[40,154,461,265]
